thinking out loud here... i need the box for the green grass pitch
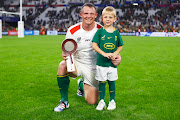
[0,35,179,120]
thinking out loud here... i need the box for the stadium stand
[0,0,180,32]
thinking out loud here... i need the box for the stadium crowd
[1,0,180,32]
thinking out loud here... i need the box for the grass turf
[0,35,179,120]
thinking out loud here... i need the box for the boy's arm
[112,46,123,60]
[114,46,123,55]
[92,42,112,59]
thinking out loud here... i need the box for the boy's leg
[107,80,116,110]
[108,81,116,101]
[96,81,107,110]
[99,81,107,100]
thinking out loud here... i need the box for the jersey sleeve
[117,31,124,46]
[65,28,76,40]
[92,29,100,44]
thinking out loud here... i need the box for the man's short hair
[81,3,96,12]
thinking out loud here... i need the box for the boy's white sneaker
[107,99,116,110]
[96,99,106,110]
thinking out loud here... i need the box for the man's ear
[101,16,103,21]
[95,13,98,18]
[79,12,82,18]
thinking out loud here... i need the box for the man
[54,3,121,112]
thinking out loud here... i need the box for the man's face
[80,6,97,25]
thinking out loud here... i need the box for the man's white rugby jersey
[65,22,102,65]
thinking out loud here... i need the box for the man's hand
[111,54,121,66]
[62,52,68,60]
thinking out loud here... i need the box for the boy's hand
[110,53,118,60]
[103,53,113,59]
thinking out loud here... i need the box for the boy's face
[101,13,116,27]
[80,6,97,25]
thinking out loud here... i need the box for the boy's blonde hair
[102,6,116,17]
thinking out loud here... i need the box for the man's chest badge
[77,37,81,43]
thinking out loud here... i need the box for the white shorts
[95,65,118,81]
[74,60,99,89]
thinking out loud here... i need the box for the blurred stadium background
[0,0,179,37]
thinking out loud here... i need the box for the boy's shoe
[77,78,84,97]
[54,101,69,112]
[96,99,106,110]
[107,99,116,110]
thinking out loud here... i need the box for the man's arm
[111,54,121,66]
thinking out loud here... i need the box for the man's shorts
[75,60,99,89]
[95,65,118,81]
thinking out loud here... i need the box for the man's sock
[78,78,84,92]
[108,81,116,101]
[57,74,70,102]
[99,81,107,100]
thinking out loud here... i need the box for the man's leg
[54,60,77,112]
[74,60,98,104]
[77,78,84,97]
[84,84,98,104]
[57,75,70,102]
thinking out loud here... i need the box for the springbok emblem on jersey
[101,35,105,40]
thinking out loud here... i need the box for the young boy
[92,6,124,110]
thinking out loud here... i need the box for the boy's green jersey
[92,27,124,68]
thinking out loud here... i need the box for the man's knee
[86,97,98,105]
[84,85,98,104]
[57,60,67,75]
[59,60,66,67]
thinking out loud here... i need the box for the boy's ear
[114,17,117,22]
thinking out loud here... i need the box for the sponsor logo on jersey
[85,39,91,41]
[107,37,112,39]
[104,43,115,50]
[115,36,117,41]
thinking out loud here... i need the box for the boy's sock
[108,81,116,101]
[99,81,107,100]
[57,75,70,102]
